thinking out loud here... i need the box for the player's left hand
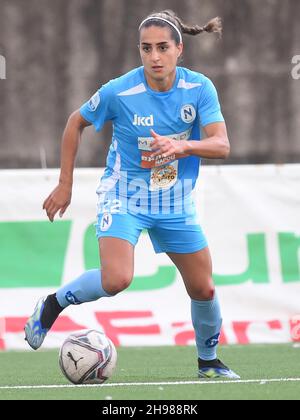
[150,129,188,159]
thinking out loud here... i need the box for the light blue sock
[191,294,223,361]
[56,269,112,308]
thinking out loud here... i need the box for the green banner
[0,221,299,289]
[0,221,72,288]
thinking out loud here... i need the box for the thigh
[99,236,135,277]
[96,205,154,294]
[167,247,215,300]
[96,210,145,294]
[99,237,135,294]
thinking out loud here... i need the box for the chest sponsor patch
[137,128,193,152]
[138,127,192,169]
[150,161,179,191]
[141,151,176,169]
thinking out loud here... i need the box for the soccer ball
[59,329,117,385]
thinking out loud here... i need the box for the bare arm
[43,110,91,222]
[184,122,230,159]
[150,122,230,160]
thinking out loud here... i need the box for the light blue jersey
[80,66,224,213]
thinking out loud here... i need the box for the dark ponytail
[140,9,223,43]
[179,16,223,38]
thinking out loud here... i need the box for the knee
[101,269,133,296]
[200,286,216,301]
[188,284,215,301]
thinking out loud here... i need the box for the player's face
[139,26,183,89]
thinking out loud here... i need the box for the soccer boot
[24,297,49,350]
[198,358,240,379]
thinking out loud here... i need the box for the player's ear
[177,43,183,58]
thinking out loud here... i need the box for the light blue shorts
[95,199,208,255]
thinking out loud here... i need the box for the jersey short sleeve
[198,77,224,127]
[80,81,118,132]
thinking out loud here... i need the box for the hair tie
[139,17,183,43]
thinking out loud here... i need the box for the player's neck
[145,69,177,92]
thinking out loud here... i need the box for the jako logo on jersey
[100,213,113,232]
[133,114,154,126]
[181,105,196,123]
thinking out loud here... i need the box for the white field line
[1,378,300,390]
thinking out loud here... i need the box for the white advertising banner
[0,165,299,350]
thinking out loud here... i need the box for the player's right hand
[43,183,72,222]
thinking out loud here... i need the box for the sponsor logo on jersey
[133,114,154,127]
[181,104,196,123]
[141,152,176,169]
[138,138,153,151]
[100,212,113,232]
[138,128,192,152]
[150,161,179,191]
[88,92,100,112]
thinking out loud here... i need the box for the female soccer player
[25,9,240,379]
